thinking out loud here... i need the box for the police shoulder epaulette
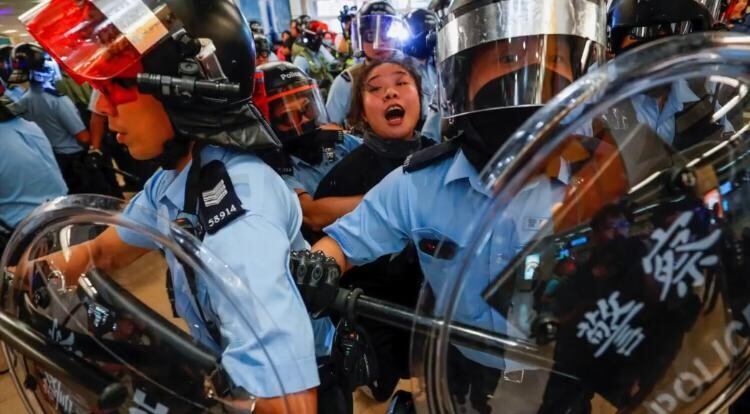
[403,139,460,173]
[341,69,352,82]
[198,160,247,235]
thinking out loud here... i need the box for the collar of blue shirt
[443,150,494,197]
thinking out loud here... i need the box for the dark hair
[346,58,422,134]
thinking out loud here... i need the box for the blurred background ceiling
[0,0,38,44]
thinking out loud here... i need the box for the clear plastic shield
[0,195,297,413]
[410,32,750,413]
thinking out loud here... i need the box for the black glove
[83,148,104,170]
[289,250,341,316]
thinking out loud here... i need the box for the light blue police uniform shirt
[324,149,519,369]
[12,84,85,154]
[268,52,280,62]
[326,68,355,126]
[117,145,319,397]
[420,88,441,142]
[3,84,25,103]
[416,58,438,119]
[292,47,337,76]
[630,79,733,145]
[283,133,362,194]
[0,117,67,227]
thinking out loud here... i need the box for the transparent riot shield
[0,195,301,413]
[409,32,750,413]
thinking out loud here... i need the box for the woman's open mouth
[384,104,406,126]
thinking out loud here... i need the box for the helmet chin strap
[155,135,192,170]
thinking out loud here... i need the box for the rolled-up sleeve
[202,213,319,397]
[324,168,412,266]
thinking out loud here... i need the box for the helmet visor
[351,14,409,54]
[438,35,604,118]
[19,0,178,84]
[265,82,329,138]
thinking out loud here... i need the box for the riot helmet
[19,0,280,167]
[254,61,329,143]
[608,0,714,55]
[298,26,324,53]
[248,19,264,34]
[8,43,48,84]
[403,8,439,60]
[437,0,607,171]
[254,33,272,66]
[20,0,258,110]
[351,1,409,60]
[0,45,12,83]
[292,14,312,38]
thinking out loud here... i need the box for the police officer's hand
[289,250,341,317]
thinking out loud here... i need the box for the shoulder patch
[198,160,247,235]
[403,139,460,173]
[341,70,352,82]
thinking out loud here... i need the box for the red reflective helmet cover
[20,0,177,85]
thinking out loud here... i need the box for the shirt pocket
[411,227,484,321]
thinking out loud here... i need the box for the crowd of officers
[3,0,750,413]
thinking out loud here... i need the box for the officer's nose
[93,90,117,117]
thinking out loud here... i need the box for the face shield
[0,195,298,412]
[255,76,329,141]
[405,32,750,413]
[351,14,409,56]
[611,22,698,54]
[437,0,607,119]
[19,0,179,88]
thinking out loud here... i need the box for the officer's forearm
[20,227,149,287]
[311,236,351,273]
[89,113,106,150]
[75,129,91,145]
[298,193,362,231]
[253,387,317,414]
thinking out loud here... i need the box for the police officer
[9,43,93,194]
[403,8,439,136]
[292,24,339,98]
[254,61,361,210]
[325,1,409,126]
[20,0,319,410]
[608,0,729,150]
[0,80,67,249]
[0,45,25,102]
[291,14,313,51]
[335,5,358,68]
[254,33,279,66]
[294,0,608,412]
